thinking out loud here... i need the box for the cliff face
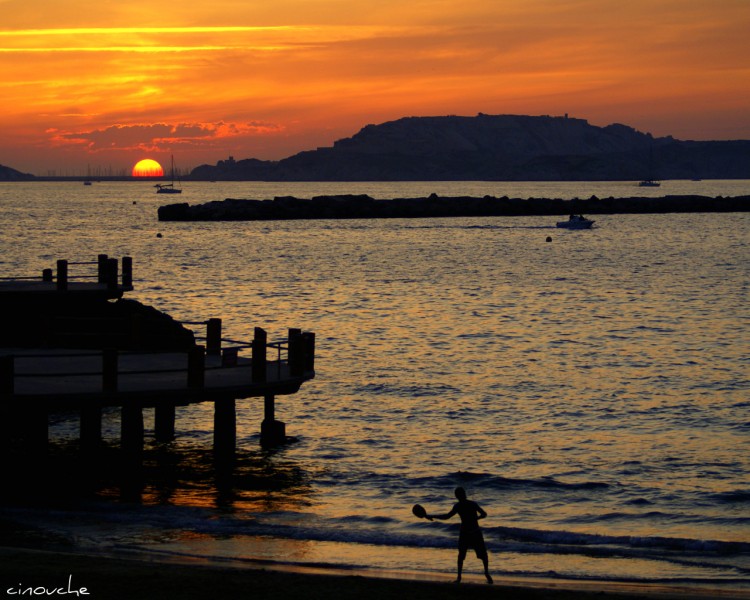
[190,114,750,181]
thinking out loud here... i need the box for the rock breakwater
[158,194,750,221]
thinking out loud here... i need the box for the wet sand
[1,547,747,600]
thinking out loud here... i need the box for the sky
[1,0,749,176]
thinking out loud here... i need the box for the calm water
[0,181,748,589]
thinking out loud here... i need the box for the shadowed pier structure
[0,255,315,466]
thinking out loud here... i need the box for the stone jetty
[158,194,750,221]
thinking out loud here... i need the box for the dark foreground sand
[1,548,747,600]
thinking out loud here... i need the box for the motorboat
[556,214,594,229]
[638,179,661,187]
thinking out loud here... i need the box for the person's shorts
[458,528,488,559]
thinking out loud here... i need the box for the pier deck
[0,255,316,451]
[0,348,309,407]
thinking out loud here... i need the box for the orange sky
[1,0,749,175]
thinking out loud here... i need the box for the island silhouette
[188,114,750,182]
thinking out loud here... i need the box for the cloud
[49,121,285,152]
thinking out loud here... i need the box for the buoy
[546,236,552,242]
[156,233,163,238]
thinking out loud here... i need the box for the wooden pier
[0,256,316,462]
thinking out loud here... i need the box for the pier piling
[25,406,49,457]
[2,254,316,479]
[154,403,176,442]
[121,402,144,457]
[261,394,286,447]
[0,355,13,394]
[214,398,236,457]
[80,404,103,450]
[187,346,205,388]
[103,348,118,392]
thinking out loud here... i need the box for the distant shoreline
[4,175,750,182]
[157,194,750,221]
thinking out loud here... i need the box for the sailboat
[155,155,182,194]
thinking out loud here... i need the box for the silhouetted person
[425,487,492,584]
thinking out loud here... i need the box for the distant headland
[4,114,750,182]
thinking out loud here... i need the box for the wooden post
[303,332,316,373]
[188,346,205,389]
[105,258,118,291]
[261,394,286,447]
[102,348,118,392]
[97,254,109,283]
[214,398,236,457]
[154,403,176,442]
[252,327,267,383]
[288,328,304,377]
[80,404,102,451]
[0,355,14,394]
[122,256,133,288]
[56,259,68,291]
[206,318,222,356]
[42,268,53,282]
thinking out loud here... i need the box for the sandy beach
[1,547,747,600]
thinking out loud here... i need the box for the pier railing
[0,254,133,291]
[0,255,314,398]
[0,325,315,397]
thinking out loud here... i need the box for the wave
[486,524,750,557]
[711,490,750,504]
[418,470,611,492]
[353,382,462,397]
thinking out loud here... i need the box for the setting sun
[132,159,164,177]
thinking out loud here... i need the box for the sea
[0,180,748,592]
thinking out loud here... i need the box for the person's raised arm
[425,505,457,521]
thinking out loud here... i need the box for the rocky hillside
[0,164,34,181]
[190,114,750,181]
